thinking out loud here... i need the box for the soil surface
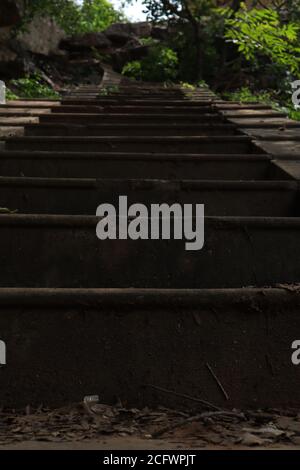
[1,401,300,450]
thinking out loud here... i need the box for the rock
[124,37,143,49]
[104,22,152,40]
[276,416,294,430]
[0,0,24,27]
[105,31,131,47]
[291,436,300,445]
[103,22,153,47]
[245,411,274,424]
[60,32,112,52]
[240,432,268,447]
[151,26,169,40]
[131,22,152,38]
[127,45,149,60]
[0,44,17,63]
[0,22,34,79]
[0,55,30,79]
[0,28,34,79]
[277,417,300,434]
[242,425,286,439]
[112,45,149,71]
[0,25,13,43]
[256,425,286,438]
[17,15,66,56]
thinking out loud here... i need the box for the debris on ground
[0,401,299,448]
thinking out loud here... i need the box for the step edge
[0,214,299,227]
[0,287,298,307]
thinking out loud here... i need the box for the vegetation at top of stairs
[122,44,179,82]
[222,86,300,122]
[8,74,60,100]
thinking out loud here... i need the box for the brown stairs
[0,79,300,409]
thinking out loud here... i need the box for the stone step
[0,101,60,108]
[5,135,259,154]
[0,215,299,288]
[102,92,215,97]
[61,99,214,107]
[216,104,272,110]
[0,126,24,139]
[229,117,300,128]
[90,96,216,102]
[0,117,39,126]
[223,110,287,118]
[40,113,224,125]
[0,178,296,216]
[0,152,274,180]
[0,108,51,116]
[54,105,214,114]
[102,89,187,95]
[70,93,195,99]
[0,287,299,409]
[243,130,300,141]
[272,160,300,180]
[24,123,239,137]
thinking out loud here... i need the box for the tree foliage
[124,0,300,86]
[126,0,219,80]
[79,0,124,33]
[122,44,179,81]
[225,5,300,74]
[22,0,123,34]
[10,74,60,99]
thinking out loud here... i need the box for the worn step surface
[54,104,215,114]
[6,135,260,154]
[0,215,299,288]
[0,287,299,409]
[0,178,297,216]
[61,99,215,107]
[40,112,225,125]
[24,123,239,137]
[0,152,276,180]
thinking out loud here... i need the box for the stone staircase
[0,79,300,410]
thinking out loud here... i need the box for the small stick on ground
[145,384,221,411]
[206,363,229,401]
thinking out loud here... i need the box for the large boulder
[0,22,27,79]
[0,57,30,79]
[131,22,152,38]
[0,44,17,63]
[151,25,169,40]
[17,15,66,56]
[0,0,24,27]
[103,22,152,45]
[112,44,150,72]
[0,25,13,43]
[0,38,32,79]
[60,32,112,52]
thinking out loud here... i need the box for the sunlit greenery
[225,5,300,74]
[10,75,60,99]
[122,45,178,82]
[14,0,300,118]
[122,1,300,118]
[223,86,300,122]
[6,89,19,101]
[22,0,123,34]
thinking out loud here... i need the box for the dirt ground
[1,401,300,450]
[1,438,300,451]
